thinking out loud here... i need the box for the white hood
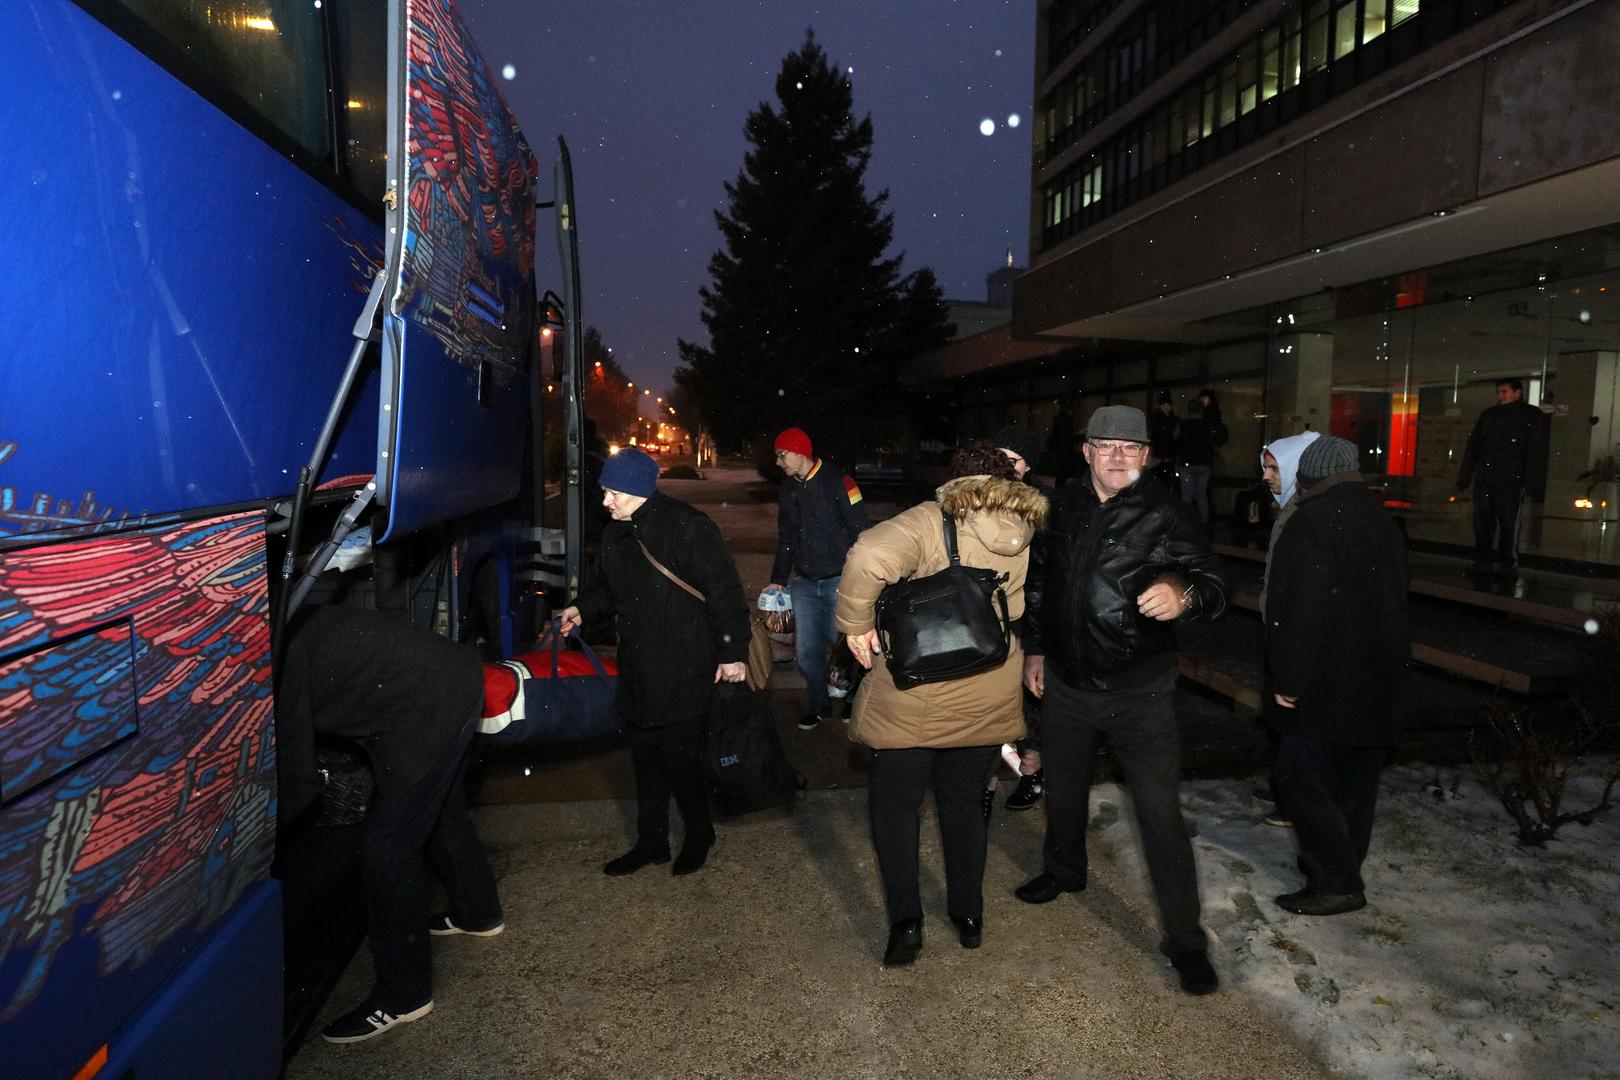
[1262,431,1321,507]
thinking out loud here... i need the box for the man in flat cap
[1019,405,1229,995]
[1266,435,1408,917]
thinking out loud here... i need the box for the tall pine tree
[676,32,952,457]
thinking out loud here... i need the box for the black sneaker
[427,911,505,937]
[797,712,822,731]
[320,997,433,1043]
[1005,770,1044,811]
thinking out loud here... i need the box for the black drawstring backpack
[874,512,1011,690]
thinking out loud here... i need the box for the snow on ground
[1089,760,1619,1079]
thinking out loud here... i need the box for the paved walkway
[283,465,1330,1079]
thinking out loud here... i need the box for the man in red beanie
[767,427,868,730]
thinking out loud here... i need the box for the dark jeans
[790,575,841,715]
[868,744,1000,923]
[363,718,501,1012]
[629,713,713,852]
[1041,666,1208,955]
[1472,483,1524,562]
[1274,734,1387,895]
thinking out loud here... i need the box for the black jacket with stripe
[770,459,869,583]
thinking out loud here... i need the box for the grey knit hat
[1297,435,1359,480]
[1085,405,1150,443]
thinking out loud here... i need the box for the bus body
[0,2,541,1076]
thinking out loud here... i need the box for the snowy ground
[1088,759,1620,1079]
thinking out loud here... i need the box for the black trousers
[629,714,713,852]
[1041,666,1208,955]
[363,718,502,1012]
[1274,734,1387,895]
[1472,482,1523,562]
[868,744,1000,924]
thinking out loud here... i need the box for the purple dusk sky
[458,0,1035,397]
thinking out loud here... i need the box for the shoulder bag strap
[637,539,706,603]
[941,511,962,566]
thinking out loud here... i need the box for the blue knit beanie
[599,447,659,497]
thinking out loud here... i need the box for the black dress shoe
[1170,950,1219,995]
[882,918,923,966]
[1014,871,1085,904]
[602,846,671,876]
[1275,888,1366,916]
[949,915,983,949]
[1005,770,1044,810]
[672,831,715,876]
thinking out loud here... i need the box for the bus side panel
[0,512,276,1080]
[379,0,538,542]
[2,0,383,534]
[102,877,282,1080]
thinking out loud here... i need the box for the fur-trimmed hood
[936,474,1048,558]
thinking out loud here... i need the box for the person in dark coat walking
[1266,436,1409,916]
[1177,388,1226,526]
[1455,377,1549,573]
[1147,392,1181,493]
[278,606,503,1043]
[559,448,751,876]
[1019,405,1228,995]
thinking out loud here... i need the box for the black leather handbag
[874,512,1011,690]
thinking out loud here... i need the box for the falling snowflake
[979,118,995,136]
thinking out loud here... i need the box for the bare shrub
[1469,616,1620,846]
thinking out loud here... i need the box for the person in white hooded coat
[1258,431,1321,617]
[1255,430,1320,824]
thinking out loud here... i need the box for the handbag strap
[941,511,962,566]
[637,539,705,603]
[547,616,614,683]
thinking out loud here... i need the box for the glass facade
[1039,0,1519,249]
[960,224,1620,565]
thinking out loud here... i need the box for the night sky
[458,0,1035,399]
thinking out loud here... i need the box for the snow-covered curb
[1088,760,1619,1078]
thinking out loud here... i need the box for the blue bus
[1,1,554,1075]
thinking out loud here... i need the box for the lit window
[1392,0,1421,27]
[1363,0,1388,42]
[1334,2,1358,60]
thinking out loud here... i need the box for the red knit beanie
[774,427,813,457]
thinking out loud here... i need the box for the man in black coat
[278,606,503,1043]
[1455,377,1549,573]
[559,448,750,876]
[1266,436,1408,917]
[1019,405,1229,995]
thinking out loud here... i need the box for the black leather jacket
[1025,475,1227,689]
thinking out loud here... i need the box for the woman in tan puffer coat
[835,445,1048,966]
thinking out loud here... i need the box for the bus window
[109,0,331,164]
[331,1,389,202]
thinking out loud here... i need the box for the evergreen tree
[676,31,952,458]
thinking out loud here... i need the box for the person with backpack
[835,444,1048,966]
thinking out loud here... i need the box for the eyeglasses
[773,450,790,459]
[1087,439,1149,457]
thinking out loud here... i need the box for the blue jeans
[790,575,841,715]
[1180,465,1212,525]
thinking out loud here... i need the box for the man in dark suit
[1456,377,1549,574]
